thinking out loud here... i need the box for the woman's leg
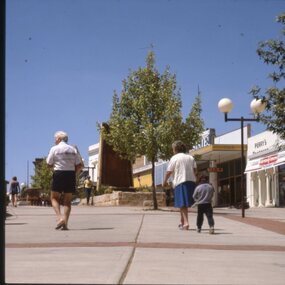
[181,207,189,229]
[179,209,184,226]
[11,194,15,206]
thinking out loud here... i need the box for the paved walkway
[5,205,285,284]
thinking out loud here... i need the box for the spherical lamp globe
[218,98,233,113]
[250,99,266,114]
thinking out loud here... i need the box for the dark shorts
[11,190,18,195]
[52,171,76,193]
[174,181,196,208]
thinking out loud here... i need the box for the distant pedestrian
[46,131,83,230]
[163,140,197,230]
[83,176,93,205]
[193,176,215,234]
[9,176,20,207]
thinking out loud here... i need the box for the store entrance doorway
[218,176,242,207]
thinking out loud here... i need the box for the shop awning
[245,150,285,173]
[190,144,245,164]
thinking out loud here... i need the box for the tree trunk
[151,160,158,210]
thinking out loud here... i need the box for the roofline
[190,144,247,156]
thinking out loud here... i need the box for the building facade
[87,143,100,183]
[89,126,285,209]
[190,126,250,207]
[245,131,285,207]
[132,127,251,208]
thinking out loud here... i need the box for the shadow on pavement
[71,227,115,231]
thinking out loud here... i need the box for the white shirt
[167,152,197,188]
[46,141,82,171]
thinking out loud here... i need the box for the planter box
[80,191,166,207]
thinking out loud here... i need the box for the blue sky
[6,0,285,185]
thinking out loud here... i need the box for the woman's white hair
[54,131,68,142]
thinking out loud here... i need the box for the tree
[31,158,53,196]
[31,158,82,199]
[250,13,285,139]
[182,91,204,151]
[101,50,204,209]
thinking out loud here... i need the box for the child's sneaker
[197,228,201,233]
[209,227,214,234]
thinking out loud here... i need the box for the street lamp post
[218,98,266,218]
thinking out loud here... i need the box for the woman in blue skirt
[163,140,197,230]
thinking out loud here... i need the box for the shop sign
[207,167,223,172]
[248,130,285,156]
[193,129,215,150]
[259,155,278,166]
[245,150,285,172]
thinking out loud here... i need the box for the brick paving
[224,214,285,235]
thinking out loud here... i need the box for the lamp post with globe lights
[218,98,266,217]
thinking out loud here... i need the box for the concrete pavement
[5,205,285,284]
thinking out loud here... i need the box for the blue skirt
[174,181,196,208]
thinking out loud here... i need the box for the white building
[245,131,285,207]
[86,143,100,183]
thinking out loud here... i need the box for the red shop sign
[259,155,278,166]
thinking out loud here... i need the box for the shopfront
[245,130,285,207]
[131,126,253,208]
[190,126,250,207]
[216,158,243,207]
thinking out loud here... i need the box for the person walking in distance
[162,140,197,230]
[83,176,93,205]
[193,176,215,234]
[9,176,20,207]
[46,131,83,230]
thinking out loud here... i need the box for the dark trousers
[197,203,215,229]
[85,188,92,204]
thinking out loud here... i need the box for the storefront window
[229,160,235,177]
[235,159,241,175]
[217,158,243,207]
[219,162,228,179]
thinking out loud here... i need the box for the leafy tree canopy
[182,92,204,151]
[31,158,52,195]
[102,51,185,163]
[250,13,285,139]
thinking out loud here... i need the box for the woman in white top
[163,140,197,230]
